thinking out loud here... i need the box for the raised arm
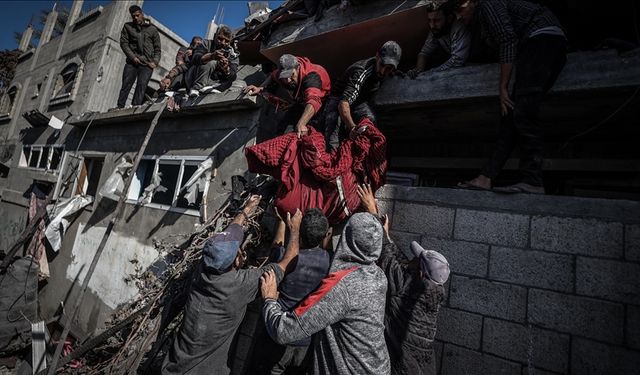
[276,209,302,273]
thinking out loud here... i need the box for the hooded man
[244,54,331,137]
[260,212,390,375]
[161,196,302,375]
[117,5,161,108]
[323,40,402,151]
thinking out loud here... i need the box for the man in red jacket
[245,54,331,137]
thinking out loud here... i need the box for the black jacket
[379,238,444,375]
[120,18,161,65]
[191,40,240,82]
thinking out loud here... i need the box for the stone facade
[374,185,640,375]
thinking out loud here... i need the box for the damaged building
[1,0,639,374]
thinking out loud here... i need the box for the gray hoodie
[263,213,390,375]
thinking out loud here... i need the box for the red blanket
[246,119,387,224]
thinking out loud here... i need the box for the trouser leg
[132,65,153,106]
[512,34,567,186]
[192,61,218,90]
[323,98,340,151]
[117,62,138,108]
[481,113,517,179]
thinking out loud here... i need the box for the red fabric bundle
[246,118,387,224]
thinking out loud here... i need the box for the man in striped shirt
[456,0,567,194]
[407,1,471,78]
[323,41,402,151]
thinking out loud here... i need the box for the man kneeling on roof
[161,195,302,375]
[187,25,239,97]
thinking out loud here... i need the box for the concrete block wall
[376,185,640,375]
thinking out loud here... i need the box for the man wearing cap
[358,184,449,375]
[323,40,402,151]
[161,196,303,375]
[244,54,331,137]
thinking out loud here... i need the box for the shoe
[199,86,221,94]
[493,182,545,194]
[456,181,491,191]
[189,89,199,98]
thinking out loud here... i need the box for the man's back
[263,213,391,375]
[162,263,280,375]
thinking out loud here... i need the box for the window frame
[127,155,212,216]
[49,60,84,106]
[53,152,105,201]
[0,84,20,121]
[20,144,65,172]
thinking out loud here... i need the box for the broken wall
[375,185,640,375]
[35,101,262,335]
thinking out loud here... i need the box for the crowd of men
[115,0,568,373]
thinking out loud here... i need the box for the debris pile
[55,184,273,375]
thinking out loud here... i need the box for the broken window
[128,156,212,212]
[75,157,104,197]
[20,145,65,171]
[0,86,18,118]
[52,63,79,98]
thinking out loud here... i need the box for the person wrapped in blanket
[358,184,451,375]
[245,111,387,225]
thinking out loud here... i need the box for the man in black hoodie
[117,5,161,108]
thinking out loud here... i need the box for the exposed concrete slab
[373,49,640,107]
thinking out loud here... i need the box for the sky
[0,0,285,50]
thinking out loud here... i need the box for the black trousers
[117,62,153,107]
[482,34,567,186]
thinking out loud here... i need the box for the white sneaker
[199,86,221,94]
[189,89,199,98]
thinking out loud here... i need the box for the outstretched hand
[260,269,278,300]
[286,209,302,232]
[357,183,377,215]
[244,194,262,214]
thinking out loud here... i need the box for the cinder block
[422,237,489,277]
[392,202,455,238]
[531,216,623,257]
[449,276,527,322]
[572,337,640,375]
[576,257,640,304]
[627,305,640,350]
[454,209,529,248]
[389,230,421,261]
[625,224,640,261]
[489,247,574,292]
[436,307,483,350]
[483,318,569,373]
[441,344,521,375]
[528,289,624,344]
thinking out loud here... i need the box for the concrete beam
[373,49,640,107]
[18,25,34,52]
[68,91,261,127]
